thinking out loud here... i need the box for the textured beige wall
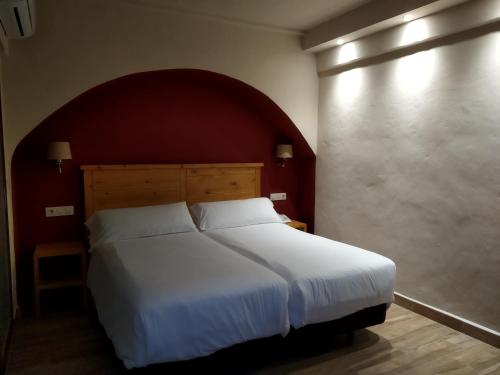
[316,31,500,331]
[0,0,318,307]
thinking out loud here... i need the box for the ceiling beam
[302,0,468,52]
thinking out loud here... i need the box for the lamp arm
[56,160,63,174]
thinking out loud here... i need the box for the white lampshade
[47,142,72,161]
[276,144,293,159]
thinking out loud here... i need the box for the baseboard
[394,293,500,348]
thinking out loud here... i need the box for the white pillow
[190,197,282,231]
[85,202,197,249]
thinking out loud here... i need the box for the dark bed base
[290,303,388,338]
[173,304,388,371]
[90,299,388,370]
[270,303,388,357]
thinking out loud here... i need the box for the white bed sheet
[204,223,396,328]
[87,231,290,369]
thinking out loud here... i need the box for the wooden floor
[5,304,500,374]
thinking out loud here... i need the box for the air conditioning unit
[0,0,35,39]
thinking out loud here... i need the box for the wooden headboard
[81,163,263,218]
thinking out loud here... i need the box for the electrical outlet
[45,206,74,217]
[270,192,286,201]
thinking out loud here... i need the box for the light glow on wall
[400,19,429,46]
[396,50,436,93]
[337,42,358,64]
[336,68,363,101]
[493,33,500,64]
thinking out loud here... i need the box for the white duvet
[87,232,290,369]
[204,223,396,328]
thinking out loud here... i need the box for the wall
[12,69,315,309]
[316,30,500,331]
[1,0,318,158]
[1,0,318,307]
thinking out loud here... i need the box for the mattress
[204,223,396,328]
[87,231,290,369]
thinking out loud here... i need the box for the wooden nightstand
[286,220,307,232]
[33,241,87,317]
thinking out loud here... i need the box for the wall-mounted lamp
[47,142,72,174]
[276,144,293,167]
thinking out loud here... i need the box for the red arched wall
[12,69,315,309]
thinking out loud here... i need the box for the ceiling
[129,0,372,32]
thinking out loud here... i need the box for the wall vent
[0,0,35,39]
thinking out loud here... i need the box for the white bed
[204,223,396,328]
[87,231,290,369]
[81,165,396,369]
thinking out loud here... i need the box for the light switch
[270,192,286,201]
[45,206,74,217]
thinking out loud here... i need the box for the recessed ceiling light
[403,14,413,22]
[336,38,344,46]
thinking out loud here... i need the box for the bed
[81,163,395,368]
[83,164,290,368]
[88,230,290,368]
[203,223,395,328]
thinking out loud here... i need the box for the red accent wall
[12,69,315,309]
